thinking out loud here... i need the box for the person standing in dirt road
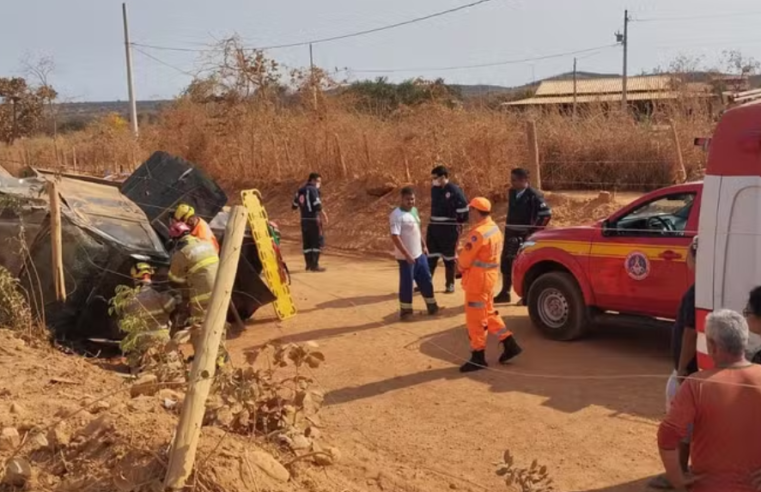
[458,197,522,372]
[292,172,329,272]
[390,186,440,320]
[427,165,469,294]
[494,168,552,304]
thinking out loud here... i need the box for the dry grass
[0,94,714,197]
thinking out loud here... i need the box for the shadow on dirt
[576,477,654,492]
[325,314,671,420]
[316,293,398,310]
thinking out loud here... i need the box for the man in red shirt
[658,309,761,492]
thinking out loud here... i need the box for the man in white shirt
[390,186,440,319]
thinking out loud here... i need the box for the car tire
[527,271,590,341]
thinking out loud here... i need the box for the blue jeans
[398,255,437,314]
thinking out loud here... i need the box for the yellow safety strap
[188,256,219,275]
[241,189,297,321]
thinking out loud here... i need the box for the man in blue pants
[390,186,440,320]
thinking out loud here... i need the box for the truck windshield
[611,193,695,236]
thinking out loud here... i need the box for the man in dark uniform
[292,172,329,272]
[427,165,469,294]
[494,168,552,304]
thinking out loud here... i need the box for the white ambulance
[696,98,761,369]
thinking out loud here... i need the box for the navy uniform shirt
[430,182,469,225]
[292,183,322,220]
[671,284,698,374]
[505,187,552,235]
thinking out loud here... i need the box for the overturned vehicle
[5,151,282,343]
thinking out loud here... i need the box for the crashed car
[9,151,279,343]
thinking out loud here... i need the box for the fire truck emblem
[625,251,650,281]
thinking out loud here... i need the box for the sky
[3,0,761,101]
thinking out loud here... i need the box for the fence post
[163,205,248,490]
[333,133,348,178]
[670,120,687,184]
[48,181,66,302]
[526,120,542,189]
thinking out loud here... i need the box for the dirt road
[227,246,672,492]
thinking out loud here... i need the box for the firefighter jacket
[430,182,469,225]
[168,235,220,318]
[505,187,551,236]
[120,284,178,333]
[190,217,220,253]
[292,183,323,221]
[459,217,503,294]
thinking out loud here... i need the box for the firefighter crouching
[458,197,523,373]
[167,221,221,358]
[115,262,179,362]
[494,168,552,304]
[427,165,469,294]
[173,203,220,253]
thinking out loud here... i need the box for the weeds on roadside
[496,450,555,492]
[209,341,325,439]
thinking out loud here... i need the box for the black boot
[400,308,414,321]
[427,302,441,316]
[304,253,313,271]
[444,260,456,293]
[312,252,326,272]
[494,290,511,304]
[499,336,523,364]
[459,350,487,373]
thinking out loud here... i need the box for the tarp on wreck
[19,176,169,341]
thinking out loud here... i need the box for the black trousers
[301,219,322,269]
[426,224,459,287]
[499,234,525,293]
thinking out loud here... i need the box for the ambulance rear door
[698,176,761,357]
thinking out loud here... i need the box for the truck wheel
[527,271,589,341]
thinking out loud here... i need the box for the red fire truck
[513,99,761,370]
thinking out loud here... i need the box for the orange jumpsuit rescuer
[458,197,523,373]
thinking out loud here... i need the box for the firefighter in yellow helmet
[457,197,522,373]
[167,221,220,357]
[115,262,179,360]
[173,203,220,254]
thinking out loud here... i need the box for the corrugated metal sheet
[535,75,673,97]
[504,91,713,106]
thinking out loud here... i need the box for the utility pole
[622,9,630,109]
[572,57,578,119]
[122,3,138,137]
[309,43,318,110]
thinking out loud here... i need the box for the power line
[131,0,500,53]
[132,46,198,77]
[346,44,618,74]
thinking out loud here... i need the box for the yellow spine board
[240,190,297,321]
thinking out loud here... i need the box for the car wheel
[527,271,589,341]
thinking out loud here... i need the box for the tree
[344,77,462,115]
[22,54,59,137]
[0,77,55,144]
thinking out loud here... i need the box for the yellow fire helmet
[173,203,195,222]
[130,262,155,280]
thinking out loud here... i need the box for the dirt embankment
[258,179,635,256]
[0,330,356,492]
